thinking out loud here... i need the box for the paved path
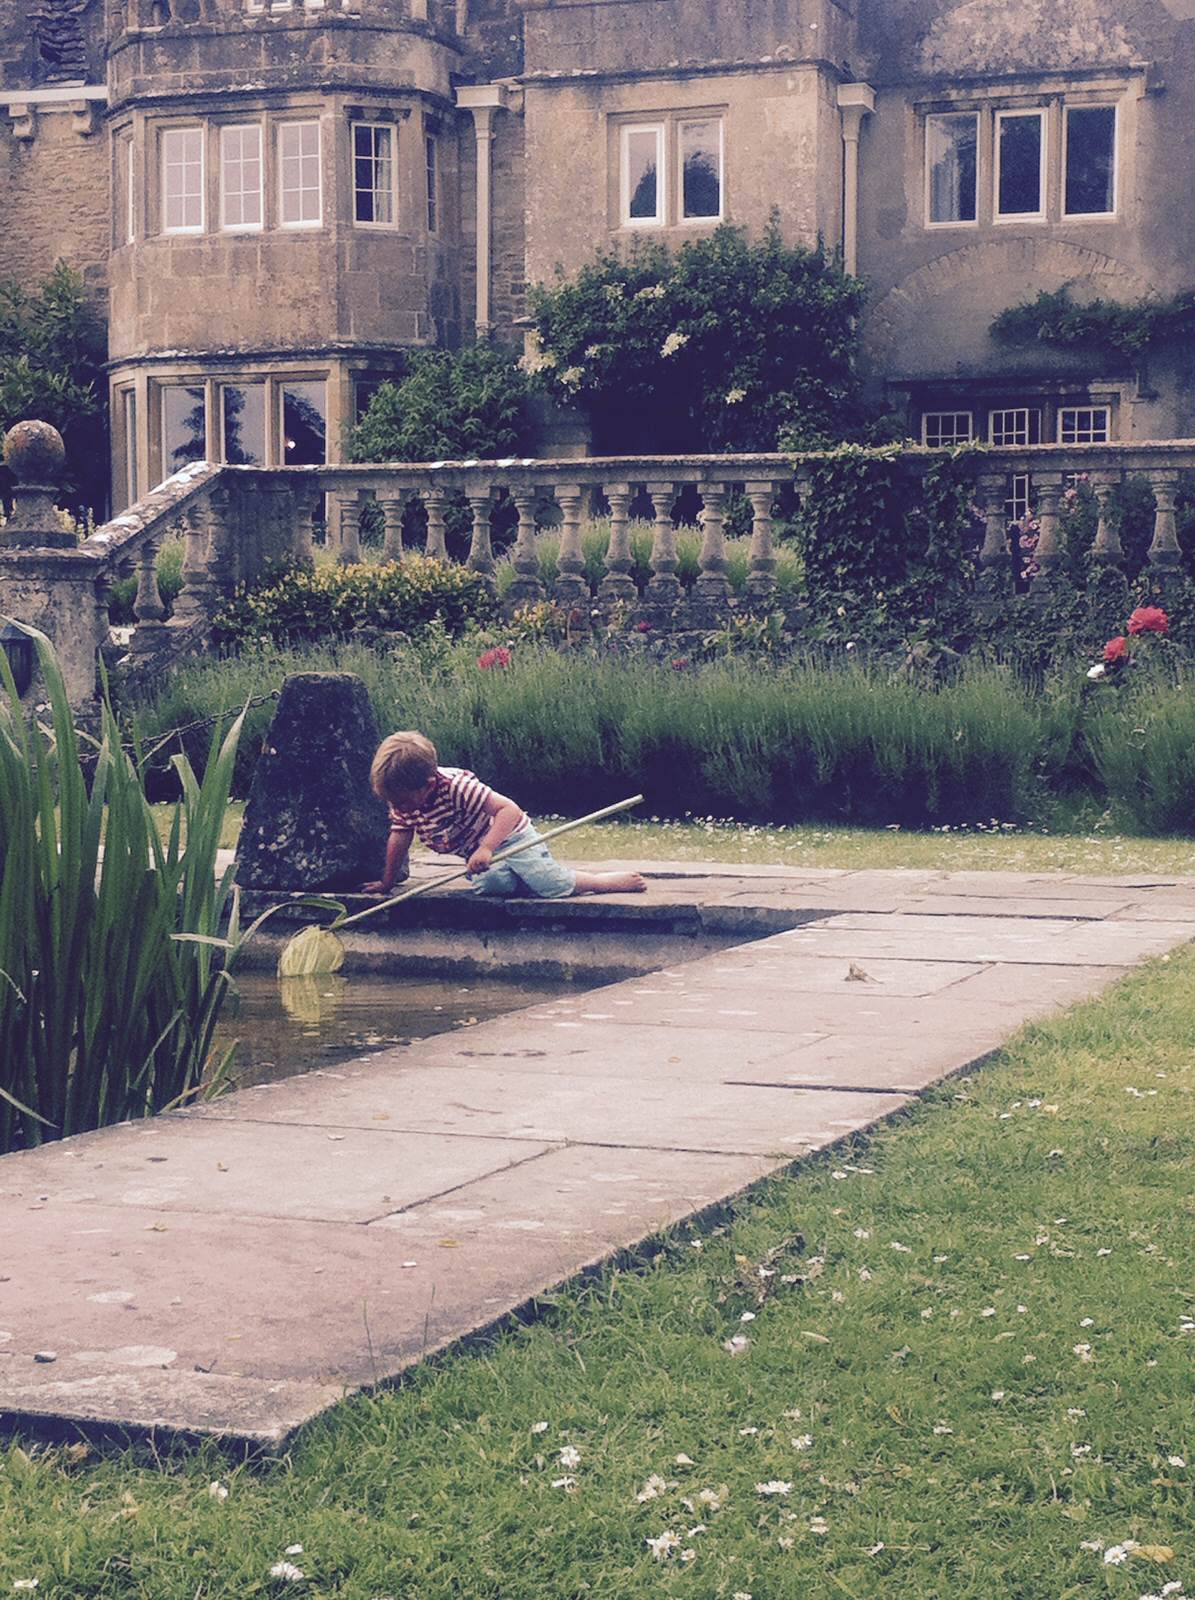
[1,864,1193,1450]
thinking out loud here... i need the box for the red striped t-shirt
[387,767,524,858]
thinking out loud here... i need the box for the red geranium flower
[1127,605,1169,636]
[671,657,690,671]
[477,646,512,670]
[635,620,652,633]
[1103,636,1128,663]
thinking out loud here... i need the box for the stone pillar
[0,421,103,711]
[1027,474,1065,605]
[645,481,681,613]
[745,480,777,604]
[379,494,405,563]
[466,487,495,580]
[1146,471,1183,581]
[693,480,731,614]
[1087,469,1128,623]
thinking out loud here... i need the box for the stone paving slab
[2,863,1192,1451]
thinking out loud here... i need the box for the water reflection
[214,970,579,1090]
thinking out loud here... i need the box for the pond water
[213,970,583,1090]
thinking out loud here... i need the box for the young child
[364,731,647,899]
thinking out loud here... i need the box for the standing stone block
[235,672,395,892]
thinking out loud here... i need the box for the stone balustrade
[4,424,1195,711]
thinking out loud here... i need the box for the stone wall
[0,104,109,297]
[854,0,1195,436]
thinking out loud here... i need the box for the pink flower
[1127,605,1169,636]
[1103,636,1128,663]
[477,646,512,670]
[671,657,690,671]
[635,620,652,634]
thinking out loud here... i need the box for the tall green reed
[0,625,246,1153]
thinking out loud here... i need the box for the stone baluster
[1147,470,1183,578]
[379,492,405,563]
[466,486,495,579]
[975,471,1012,601]
[507,482,545,604]
[94,568,122,669]
[290,487,320,570]
[645,481,680,608]
[1027,473,1064,602]
[170,500,214,624]
[694,481,730,610]
[424,490,449,561]
[130,536,168,653]
[553,483,588,605]
[1089,471,1125,565]
[745,480,777,603]
[337,491,364,565]
[599,481,636,602]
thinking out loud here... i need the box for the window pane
[989,408,1042,446]
[123,389,137,504]
[220,124,262,229]
[625,128,661,221]
[221,383,266,465]
[279,122,321,225]
[282,381,326,464]
[922,411,972,448]
[997,113,1042,216]
[426,135,437,232]
[126,138,135,243]
[353,124,393,225]
[681,118,721,219]
[161,385,207,474]
[1058,406,1110,444]
[162,128,204,232]
[1066,106,1116,215]
[926,113,976,224]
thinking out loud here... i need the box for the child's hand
[466,846,493,877]
[361,880,391,894]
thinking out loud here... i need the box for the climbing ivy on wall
[991,286,1195,360]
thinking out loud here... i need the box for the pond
[213,970,584,1090]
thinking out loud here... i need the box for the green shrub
[1086,661,1195,834]
[0,625,246,1152]
[348,342,533,463]
[528,222,871,453]
[211,556,496,648]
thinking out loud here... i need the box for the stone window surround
[611,106,726,233]
[917,391,1122,447]
[119,101,428,242]
[918,73,1137,233]
[351,120,399,229]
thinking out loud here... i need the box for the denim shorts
[470,823,577,900]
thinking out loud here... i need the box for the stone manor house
[1,0,1193,512]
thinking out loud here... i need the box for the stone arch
[864,236,1157,375]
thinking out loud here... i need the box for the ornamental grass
[0,627,244,1153]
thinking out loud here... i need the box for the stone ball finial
[3,420,66,484]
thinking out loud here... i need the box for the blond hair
[371,731,438,801]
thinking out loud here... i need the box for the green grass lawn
[3,945,1193,1598]
[200,802,1195,876]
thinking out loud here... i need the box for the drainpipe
[456,84,508,335]
[836,82,875,278]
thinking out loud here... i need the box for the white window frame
[219,122,264,232]
[351,121,397,229]
[160,126,205,235]
[677,115,724,224]
[924,111,979,230]
[989,407,1042,447]
[994,108,1046,223]
[1008,472,1033,523]
[1062,102,1118,220]
[620,122,665,228]
[922,411,973,448]
[277,120,322,229]
[1058,405,1111,444]
[122,388,138,506]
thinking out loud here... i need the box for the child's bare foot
[572,871,648,895]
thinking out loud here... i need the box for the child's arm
[362,825,413,893]
[465,791,525,876]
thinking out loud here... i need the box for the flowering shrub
[477,646,512,670]
[348,343,533,463]
[211,556,496,647]
[527,222,871,453]
[1087,607,1170,680]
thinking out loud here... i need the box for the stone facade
[1,0,1193,511]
